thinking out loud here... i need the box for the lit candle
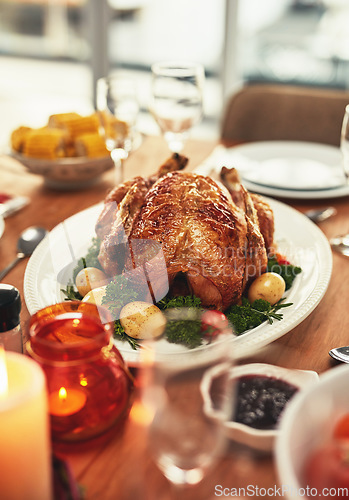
[0,347,52,500]
[49,386,87,416]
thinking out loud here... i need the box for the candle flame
[80,377,88,387]
[0,346,8,397]
[58,387,67,402]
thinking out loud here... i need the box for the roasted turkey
[96,153,274,311]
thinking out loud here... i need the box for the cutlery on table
[304,206,337,223]
[0,226,48,281]
[0,195,29,218]
[330,234,349,257]
[329,346,349,363]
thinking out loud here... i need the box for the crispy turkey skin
[96,155,273,310]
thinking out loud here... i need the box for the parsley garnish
[157,295,202,310]
[102,274,139,319]
[165,319,203,349]
[267,255,302,290]
[157,297,204,348]
[226,297,292,335]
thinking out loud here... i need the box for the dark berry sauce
[233,374,298,429]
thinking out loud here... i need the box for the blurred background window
[237,0,349,89]
[1,0,349,147]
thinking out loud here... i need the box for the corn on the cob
[11,126,32,153]
[48,112,100,140]
[10,111,121,160]
[75,133,109,158]
[23,128,67,159]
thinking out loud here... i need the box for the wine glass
[150,61,205,153]
[340,104,349,185]
[140,308,234,495]
[97,75,139,184]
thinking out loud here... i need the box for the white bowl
[11,151,113,190]
[201,363,319,453]
[276,364,349,500]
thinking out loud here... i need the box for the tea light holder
[27,302,133,445]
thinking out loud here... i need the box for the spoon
[0,226,48,281]
[304,206,337,223]
[329,346,349,363]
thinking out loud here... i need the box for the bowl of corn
[10,111,127,190]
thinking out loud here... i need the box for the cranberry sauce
[233,374,298,430]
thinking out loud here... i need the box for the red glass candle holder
[27,302,133,445]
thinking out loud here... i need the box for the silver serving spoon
[304,206,337,223]
[0,226,48,281]
[329,346,349,363]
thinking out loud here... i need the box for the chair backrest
[221,84,349,147]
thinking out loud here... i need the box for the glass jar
[27,302,133,445]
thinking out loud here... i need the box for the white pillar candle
[0,349,52,500]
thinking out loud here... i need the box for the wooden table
[1,135,349,500]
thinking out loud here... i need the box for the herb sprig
[226,298,292,335]
[114,321,140,350]
[61,283,82,301]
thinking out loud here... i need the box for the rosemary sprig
[113,321,140,350]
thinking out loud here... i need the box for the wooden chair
[221,84,349,147]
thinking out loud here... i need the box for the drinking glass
[97,75,139,184]
[140,308,234,494]
[150,61,205,153]
[340,104,349,184]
